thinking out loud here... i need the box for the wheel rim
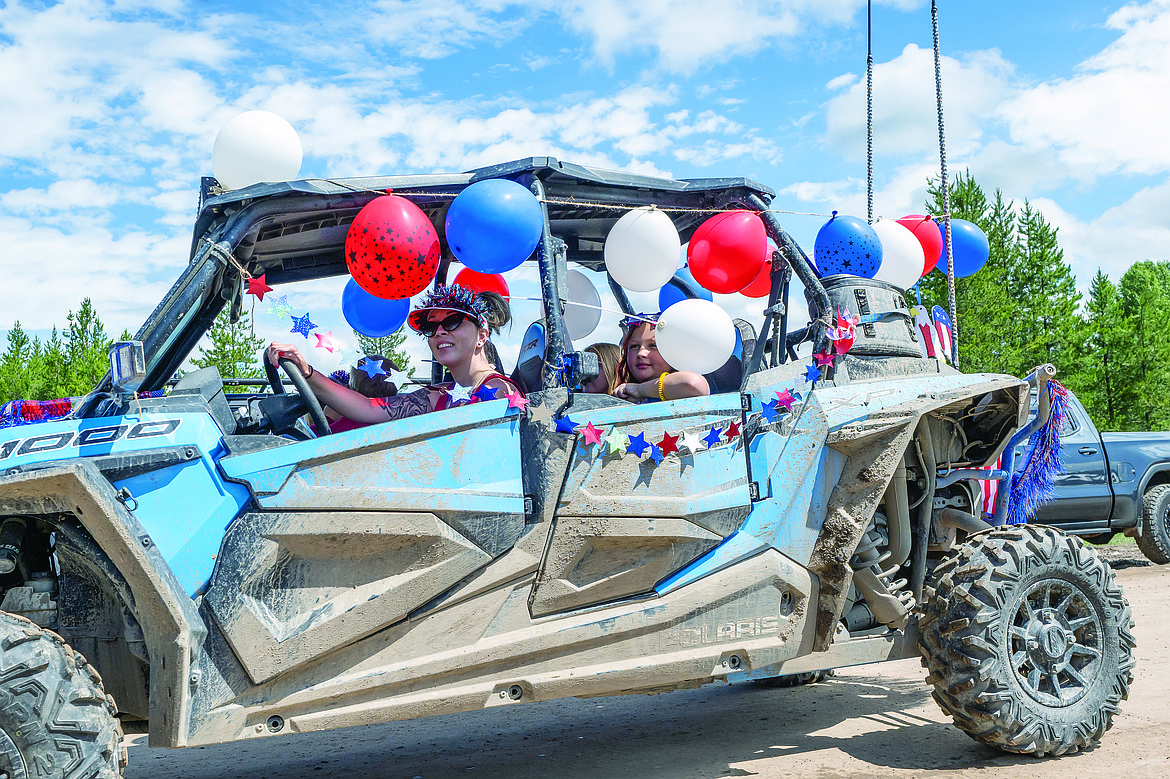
[0,726,28,779]
[1009,577,1104,707]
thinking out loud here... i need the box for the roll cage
[107,156,830,400]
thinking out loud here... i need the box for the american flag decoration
[931,305,953,364]
[911,305,936,358]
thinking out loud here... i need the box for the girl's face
[581,369,608,394]
[425,311,486,370]
[624,323,671,382]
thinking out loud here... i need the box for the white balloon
[872,218,925,290]
[655,299,735,374]
[603,207,681,292]
[212,110,303,190]
[564,269,602,341]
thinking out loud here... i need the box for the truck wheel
[0,612,126,778]
[917,525,1135,756]
[1136,484,1170,564]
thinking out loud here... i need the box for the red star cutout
[314,330,337,353]
[506,390,529,412]
[658,432,679,456]
[775,388,797,411]
[246,274,273,301]
[724,420,741,440]
[813,351,836,368]
[581,421,604,446]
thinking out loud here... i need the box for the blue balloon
[342,277,409,337]
[445,178,544,274]
[936,218,990,277]
[814,213,882,278]
[658,265,713,312]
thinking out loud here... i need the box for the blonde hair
[585,342,621,394]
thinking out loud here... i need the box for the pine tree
[1117,261,1170,430]
[191,308,266,392]
[920,173,1016,373]
[351,327,413,378]
[1075,270,1130,429]
[1011,201,1082,377]
[0,323,34,404]
[63,298,112,397]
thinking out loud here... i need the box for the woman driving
[266,285,520,427]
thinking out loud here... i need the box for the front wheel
[0,612,126,778]
[918,525,1135,756]
[1136,484,1170,564]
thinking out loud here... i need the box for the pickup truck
[1031,389,1170,563]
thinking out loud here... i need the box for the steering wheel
[262,350,331,435]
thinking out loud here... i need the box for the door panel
[212,400,523,682]
[1032,396,1112,523]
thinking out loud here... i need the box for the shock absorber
[850,512,916,629]
[0,517,27,576]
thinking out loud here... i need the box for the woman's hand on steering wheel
[266,343,311,378]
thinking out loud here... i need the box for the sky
[2,0,1169,378]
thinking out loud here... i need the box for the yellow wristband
[657,372,668,402]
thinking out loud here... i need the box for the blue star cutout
[804,363,822,384]
[626,432,649,457]
[473,384,499,402]
[702,426,724,448]
[760,399,780,423]
[290,312,317,339]
[648,444,664,464]
[554,415,578,434]
[357,358,387,379]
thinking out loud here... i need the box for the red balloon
[896,214,944,276]
[453,268,510,299]
[738,259,773,298]
[345,195,440,299]
[687,211,767,294]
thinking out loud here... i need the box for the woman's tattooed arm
[376,387,434,421]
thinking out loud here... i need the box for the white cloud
[556,0,925,75]
[823,44,1016,162]
[999,0,1170,177]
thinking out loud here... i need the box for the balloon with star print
[814,212,882,279]
[345,194,440,300]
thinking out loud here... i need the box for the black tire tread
[1136,484,1170,565]
[917,525,1136,757]
[0,611,126,778]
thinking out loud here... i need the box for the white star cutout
[447,383,472,403]
[528,402,556,426]
[679,430,705,454]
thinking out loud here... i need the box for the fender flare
[0,460,200,747]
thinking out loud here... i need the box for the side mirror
[109,341,147,394]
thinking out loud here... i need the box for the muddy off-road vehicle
[0,158,1134,777]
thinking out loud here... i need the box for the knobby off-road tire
[1136,484,1170,564]
[917,525,1135,757]
[0,612,126,779]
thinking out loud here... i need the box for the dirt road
[125,551,1169,779]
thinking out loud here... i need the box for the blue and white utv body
[0,159,1133,777]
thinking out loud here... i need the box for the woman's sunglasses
[419,312,468,338]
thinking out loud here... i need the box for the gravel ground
[1089,536,1154,568]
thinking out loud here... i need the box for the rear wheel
[1136,484,1170,564]
[0,612,126,778]
[918,525,1135,756]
